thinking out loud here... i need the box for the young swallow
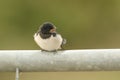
[34,22,66,52]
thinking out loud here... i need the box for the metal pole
[0,49,120,72]
[15,68,19,80]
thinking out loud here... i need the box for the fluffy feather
[34,22,66,51]
[34,33,63,51]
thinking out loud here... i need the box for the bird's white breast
[34,33,63,51]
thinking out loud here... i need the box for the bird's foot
[41,49,57,53]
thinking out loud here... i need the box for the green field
[1,72,120,80]
[0,0,120,80]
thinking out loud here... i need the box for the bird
[34,22,66,52]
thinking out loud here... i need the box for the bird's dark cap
[40,22,56,34]
[40,22,55,29]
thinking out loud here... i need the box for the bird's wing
[62,38,67,44]
[60,38,67,49]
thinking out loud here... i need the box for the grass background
[0,0,120,80]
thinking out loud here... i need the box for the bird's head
[40,22,56,34]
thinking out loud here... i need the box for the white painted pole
[0,49,120,72]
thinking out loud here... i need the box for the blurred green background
[0,0,120,80]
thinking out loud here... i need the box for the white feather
[34,33,63,51]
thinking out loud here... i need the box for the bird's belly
[34,34,62,51]
[40,39,61,51]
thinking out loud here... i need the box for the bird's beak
[50,28,56,33]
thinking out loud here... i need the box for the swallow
[34,22,66,52]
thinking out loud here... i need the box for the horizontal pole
[0,49,120,72]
